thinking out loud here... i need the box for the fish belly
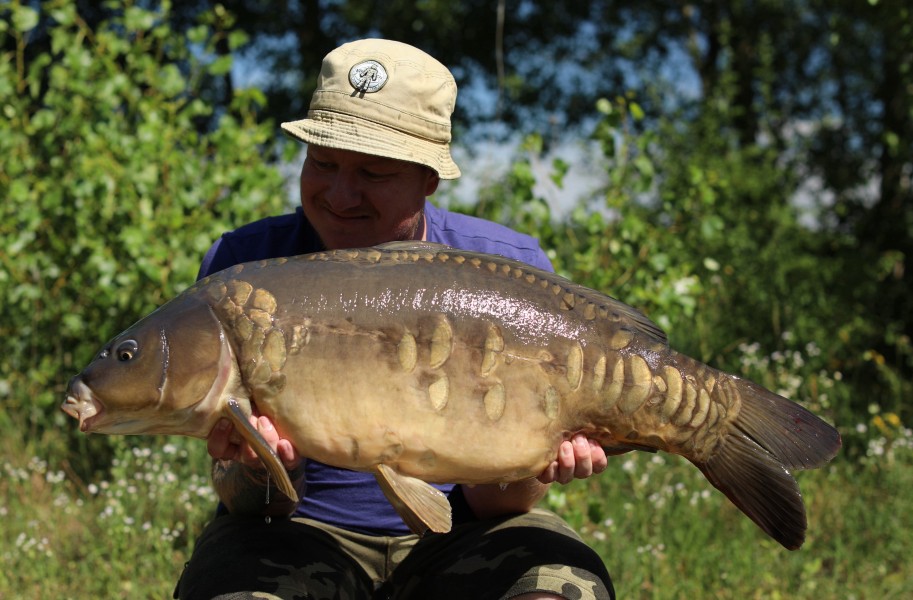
[261,312,567,484]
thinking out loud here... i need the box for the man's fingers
[545,436,608,485]
[537,460,559,484]
[572,435,593,479]
[276,440,302,470]
[556,440,576,484]
[590,439,608,474]
[207,414,303,474]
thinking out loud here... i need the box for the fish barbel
[62,241,840,548]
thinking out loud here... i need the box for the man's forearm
[211,459,303,517]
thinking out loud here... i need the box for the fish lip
[61,378,104,432]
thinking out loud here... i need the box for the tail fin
[696,378,841,550]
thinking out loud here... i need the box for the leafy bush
[0,0,287,472]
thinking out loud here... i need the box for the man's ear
[424,168,441,196]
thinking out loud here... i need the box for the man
[177,39,614,600]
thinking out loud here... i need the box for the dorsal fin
[373,240,452,252]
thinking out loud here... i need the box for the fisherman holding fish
[176,39,615,600]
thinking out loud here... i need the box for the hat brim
[281,111,461,180]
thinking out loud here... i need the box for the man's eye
[363,170,391,180]
[310,159,334,171]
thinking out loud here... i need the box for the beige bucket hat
[281,39,461,179]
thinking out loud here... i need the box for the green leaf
[124,6,156,31]
[633,154,654,178]
[187,25,209,44]
[550,158,569,188]
[157,64,185,97]
[700,215,724,239]
[12,6,39,32]
[649,252,670,272]
[228,30,249,50]
[49,5,76,26]
[207,55,233,76]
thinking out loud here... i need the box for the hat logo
[348,60,388,94]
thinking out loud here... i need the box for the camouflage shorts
[175,508,614,600]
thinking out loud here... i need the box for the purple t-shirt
[199,201,553,535]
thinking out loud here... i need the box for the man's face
[300,146,440,250]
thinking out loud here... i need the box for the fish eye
[115,340,138,362]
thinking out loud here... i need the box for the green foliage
[0,0,287,460]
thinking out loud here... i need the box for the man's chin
[318,232,378,250]
[319,229,425,251]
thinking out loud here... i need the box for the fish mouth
[61,377,104,433]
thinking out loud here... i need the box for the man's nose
[324,170,362,211]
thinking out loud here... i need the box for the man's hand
[207,415,302,471]
[537,434,608,485]
[207,415,303,516]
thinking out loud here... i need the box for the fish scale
[62,241,840,550]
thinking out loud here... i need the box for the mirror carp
[63,241,841,549]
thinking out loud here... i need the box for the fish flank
[262,329,287,372]
[566,343,584,390]
[691,388,712,427]
[544,387,560,420]
[603,357,624,410]
[483,383,506,421]
[480,325,504,377]
[660,366,684,423]
[228,280,252,305]
[619,354,652,414]
[289,323,310,354]
[249,308,272,329]
[251,288,277,314]
[235,314,253,341]
[583,303,597,320]
[592,354,607,393]
[673,378,699,426]
[398,332,418,372]
[429,318,453,369]
[609,329,633,350]
[428,375,449,411]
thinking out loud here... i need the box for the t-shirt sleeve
[424,202,554,273]
[197,237,236,280]
[195,210,317,281]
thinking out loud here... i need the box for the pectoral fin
[373,464,452,535]
[224,399,299,503]
[601,441,658,456]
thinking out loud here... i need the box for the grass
[1,434,215,598]
[2,422,911,599]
